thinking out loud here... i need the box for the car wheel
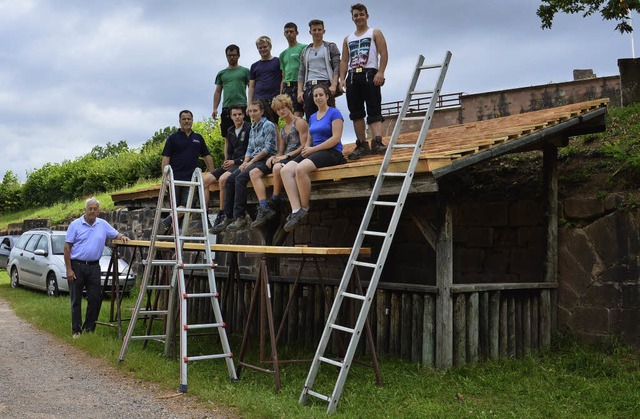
[10,268,19,288]
[46,273,60,297]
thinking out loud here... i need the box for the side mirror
[34,249,48,257]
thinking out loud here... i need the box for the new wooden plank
[113,239,371,256]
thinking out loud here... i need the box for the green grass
[1,271,638,418]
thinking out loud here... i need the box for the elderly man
[64,197,129,338]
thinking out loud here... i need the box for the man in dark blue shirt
[161,110,215,231]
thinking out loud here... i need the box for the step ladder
[299,52,452,413]
[118,166,237,391]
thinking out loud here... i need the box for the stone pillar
[618,58,640,106]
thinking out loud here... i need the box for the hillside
[446,103,640,204]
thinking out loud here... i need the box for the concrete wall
[382,75,621,134]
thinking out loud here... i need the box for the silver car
[0,235,18,269]
[7,229,135,297]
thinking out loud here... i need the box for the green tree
[141,126,176,154]
[0,171,22,212]
[538,0,637,33]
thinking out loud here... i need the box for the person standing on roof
[297,19,342,121]
[249,36,281,125]
[279,22,306,118]
[212,44,250,140]
[340,3,389,160]
[64,197,129,338]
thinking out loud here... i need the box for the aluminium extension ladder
[300,52,452,413]
[118,166,237,391]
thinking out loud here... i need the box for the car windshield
[51,235,66,255]
[102,247,112,257]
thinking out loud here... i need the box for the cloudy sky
[0,0,635,181]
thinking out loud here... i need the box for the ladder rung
[177,236,207,241]
[410,89,433,96]
[176,208,202,213]
[185,322,225,330]
[382,172,407,177]
[155,234,174,240]
[330,323,355,334]
[150,260,176,266]
[147,284,172,290]
[173,180,199,186]
[139,310,168,316]
[130,334,166,340]
[393,143,416,149]
[184,292,218,299]
[402,116,425,121]
[373,200,398,207]
[319,356,344,368]
[306,389,331,402]
[419,63,441,70]
[185,353,232,362]
[363,230,387,237]
[352,260,376,269]
[341,291,366,301]
[180,263,215,270]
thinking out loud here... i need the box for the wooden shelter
[111,98,609,368]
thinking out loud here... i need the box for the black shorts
[293,148,346,169]
[212,167,226,179]
[174,185,189,207]
[346,68,384,124]
[282,82,303,113]
[249,159,273,175]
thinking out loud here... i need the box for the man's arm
[373,28,388,87]
[212,84,223,119]
[248,80,255,105]
[64,242,75,282]
[203,155,215,172]
[339,37,350,91]
[161,156,170,173]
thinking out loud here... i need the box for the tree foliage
[537,0,638,33]
[1,117,225,212]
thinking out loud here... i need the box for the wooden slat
[113,239,371,256]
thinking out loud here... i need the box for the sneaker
[348,140,370,160]
[371,136,387,154]
[210,215,231,234]
[226,216,249,232]
[72,332,82,339]
[251,205,277,229]
[283,209,308,232]
[161,216,172,235]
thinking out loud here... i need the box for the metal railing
[381,92,462,117]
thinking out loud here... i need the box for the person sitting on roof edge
[280,83,346,232]
[216,100,277,232]
[251,94,309,229]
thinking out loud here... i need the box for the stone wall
[95,190,638,349]
[558,195,639,347]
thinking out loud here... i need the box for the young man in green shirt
[279,22,306,117]
[212,45,250,139]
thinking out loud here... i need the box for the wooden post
[435,200,453,369]
[466,292,479,364]
[488,291,500,360]
[541,143,558,349]
[422,295,436,366]
[453,294,466,367]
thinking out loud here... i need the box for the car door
[17,234,40,286]
[0,236,11,269]
[30,235,51,290]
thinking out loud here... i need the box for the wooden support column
[541,143,558,349]
[435,200,453,369]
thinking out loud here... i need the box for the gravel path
[0,300,233,418]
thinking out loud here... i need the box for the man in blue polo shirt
[161,110,215,232]
[64,197,129,338]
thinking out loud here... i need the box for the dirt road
[0,300,231,418]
